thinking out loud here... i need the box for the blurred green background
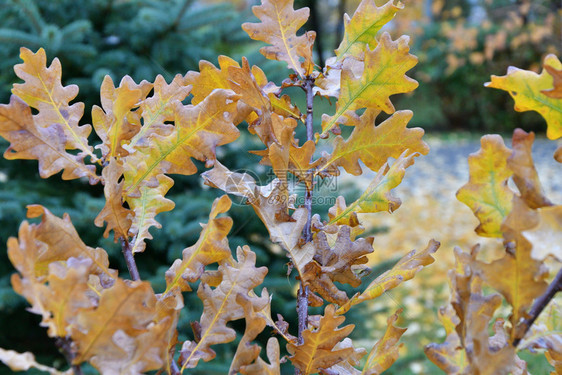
[0,0,560,373]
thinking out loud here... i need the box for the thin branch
[55,337,83,375]
[513,266,562,347]
[120,237,141,281]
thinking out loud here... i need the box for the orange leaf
[287,304,355,374]
[12,48,96,161]
[164,195,233,293]
[542,64,562,99]
[0,95,98,183]
[242,0,316,77]
[180,246,268,370]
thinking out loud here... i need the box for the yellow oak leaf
[319,109,428,176]
[186,56,240,105]
[180,246,268,370]
[94,158,133,242]
[0,95,98,183]
[542,64,562,99]
[321,32,418,137]
[338,239,439,314]
[335,0,404,61]
[164,195,233,293]
[287,304,355,374]
[242,0,316,78]
[485,54,562,140]
[523,204,562,262]
[91,75,151,159]
[457,135,514,238]
[12,47,96,161]
[327,151,417,225]
[474,197,548,340]
[508,129,552,209]
[362,309,407,375]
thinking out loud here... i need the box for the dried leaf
[94,158,132,242]
[12,47,95,161]
[321,32,418,137]
[474,196,548,340]
[335,0,404,61]
[287,304,355,374]
[543,64,562,99]
[523,205,562,262]
[240,337,281,375]
[320,109,428,176]
[457,135,514,238]
[508,129,552,208]
[165,195,233,293]
[321,338,366,375]
[362,310,406,375]
[0,348,70,374]
[338,239,439,314]
[518,300,562,353]
[328,152,416,225]
[242,0,316,77]
[91,75,151,159]
[301,225,373,305]
[485,54,562,140]
[180,246,268,369]
[555,145,562,163]
[0,95,98,183]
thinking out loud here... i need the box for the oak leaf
[321,32,418,136]
[508,129,552,209]
[361,310,406,375]
[457,135,514,238]
[242,0,316,78]
[327,151,417,226]
[94,158,133,242]
[12,47,96,161]
[240,337,281,375]
[335,0,404,61]
[338,239,439,314]
[91,75,151,159]
[0,95,98,183]
[523,204,562,262]
[319,109,428,176]
[543,64,562,99]
[321,338,366,375]
[485,54,562,140]
[0,348,70,374]
[287,304,355,374]
[165,195,233,293]
[180,246,268,369]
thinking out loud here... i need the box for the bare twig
[55,337,83,375]
[120,237,141,281]
[513,266,562,347]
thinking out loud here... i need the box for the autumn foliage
[0,0,560,374]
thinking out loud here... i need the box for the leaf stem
[513,266,562,347]
[55,337,83,375]
[120,237,141,281]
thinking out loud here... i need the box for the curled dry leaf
[287,304,355,374]
[0,95,99,183]
[242,0,316,78]
[338,239,439,314]
[485,54,562,140]
[321,32,418,137]
[12,47,95,161]
[542,64,562,99]
[180,246,268,370]
[240,337,281,375]
[165,195,233,293]
[362,309,406,375]
[319,109,428,176]
[508,129,552,209]
[457,134,513,238]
